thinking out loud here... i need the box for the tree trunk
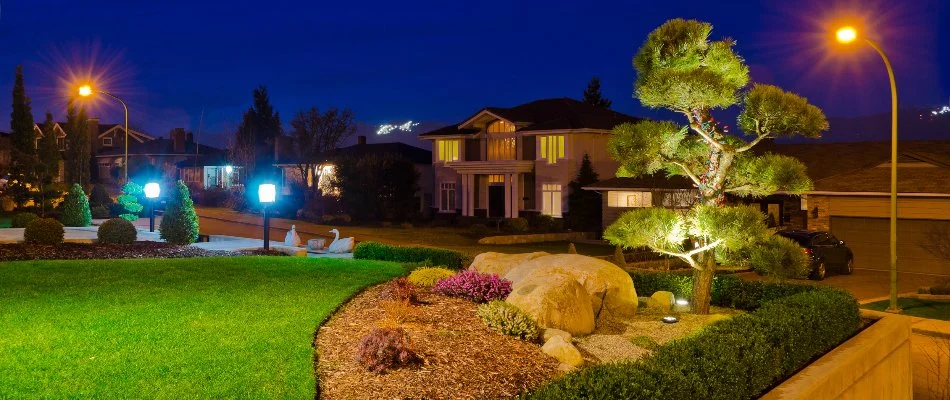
[691,250,716,314]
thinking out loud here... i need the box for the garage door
[831,217,950,275]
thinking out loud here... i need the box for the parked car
[777,230,854,280]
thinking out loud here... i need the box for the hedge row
[528,286,861,399]
[632,269,823,311]
[353,241,465,270]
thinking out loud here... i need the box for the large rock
[469,251,549,276]
[647,291,675,312]
[542,336,584,367]
[505,254,638,320]
[542,328,573,344]
[506,273,595,336]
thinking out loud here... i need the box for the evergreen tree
[232,86,282,181]
[37,112,61,183]
[582,76,612,109]
[64,100,91,185]
[117,181,144,221]
[160,180,200,245]
[10,65,36,177]
[60,183,92,227]
[567,153,602,231]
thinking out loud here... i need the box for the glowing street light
[259,183,277,251]
[144,182,161,232]
[835,24,900,312]
[78,84,131,183]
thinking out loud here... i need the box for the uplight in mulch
[662,316,679,324]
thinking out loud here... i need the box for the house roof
[419,98,642,138]
[96,138,225,157]
[757,140,950,181]
[584,174,695,191]
[812,164,950,194]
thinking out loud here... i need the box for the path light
[259,184,277,251]
[144,182,160,232]
[662,316,679,324]
[676,299,688,306]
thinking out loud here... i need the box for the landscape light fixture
[77,84,131,183]
[259,184,277,251]
[144,182,160,232]
[675,299,688,306]
[662,316,679,324]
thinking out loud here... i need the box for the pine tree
[64,100,91,185]
[233,86,282,182]
[567,153,602,231]
[37,112,61,184]
[117,181,144,221]
[10,65,36,177]
[60,183,92,227]
[582,76,612,109]
[160,180,200,245]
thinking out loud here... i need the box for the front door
[488,186,505,218]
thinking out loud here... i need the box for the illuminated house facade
[419,98,640,218]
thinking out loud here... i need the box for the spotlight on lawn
[662,316,679,324]
[258,184,277,251]
[144,182,160,232]
[676,299,689,306]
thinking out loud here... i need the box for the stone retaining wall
[477,232,596,245]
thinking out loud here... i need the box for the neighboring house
[96,128,227,185]
[418,98,640,219]
[178,153,243,189]
[583,174,697,228]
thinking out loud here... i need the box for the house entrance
[488,186,505,218]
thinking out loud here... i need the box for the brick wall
[809,195,831,231]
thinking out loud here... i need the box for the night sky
[0,0,947,147]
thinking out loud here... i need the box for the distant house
[418,98,640,219]
[96,128,229,185]
[583,174,697,228]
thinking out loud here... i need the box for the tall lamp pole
[78,85,130,183]
[836,26,900,312]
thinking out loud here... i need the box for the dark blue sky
[1,0,948,146]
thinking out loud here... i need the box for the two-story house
[419,98,640,219]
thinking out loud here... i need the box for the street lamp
[835,25,900,312]
[259,183,277,251]
[78,85,131,183]
[144,182,160,232]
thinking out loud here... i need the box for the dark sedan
[777,230,855,280]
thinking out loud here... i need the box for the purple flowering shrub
[432,270,512,303]
[355,326,420,374]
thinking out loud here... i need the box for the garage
[830,216,950,276]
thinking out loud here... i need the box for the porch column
[460,174,468,216]
[504,173,512,218]
[467,174,476,216]
[510,173,520,218]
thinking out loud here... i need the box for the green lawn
[0,256,405,398]
[863,297,950,321]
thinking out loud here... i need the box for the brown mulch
[0,242,236,261]
[316,285,561,400]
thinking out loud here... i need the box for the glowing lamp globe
[258,184,277,204]
[78,85,93,97]
[144,182,161,199]
[225,165,233,174]
[836,26,857,44]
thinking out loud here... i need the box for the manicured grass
[0,256,405,398]
[862,298,950,321]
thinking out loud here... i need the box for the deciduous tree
[290,107,356,200]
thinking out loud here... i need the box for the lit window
[103,137,113,147]
[488,174,505,184]
[608,191,653,208]
[538,135,565,164]
[487,120,515,133]
[437,140,460,162]
[487,137,516,160]
[440,182,456,211]
[541,184,562,217]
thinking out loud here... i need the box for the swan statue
[284,225,301,247]
[327,229,355,253]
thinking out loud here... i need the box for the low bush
[379,277,418,303]
[528,288,860,399]
[477,301,540,341]
[747,235,811,279]
[355,326,421,374]
[97,218,138,244]
[432,270,512,303]
[12,212,39,228]
[504,217,529,232]
[24,218,65,245]
[469,223,490,237]
[407,267,456,288]
[533,214,562,233]
[90,205,111,219]
[354,241,465,270]
[632,270,826,311]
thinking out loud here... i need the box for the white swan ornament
[327,229,355,254]
[284,225,301,247]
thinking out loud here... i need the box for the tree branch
[724,185,752,194]
[682,111,725,150]
[649,239,723,270]
[671,161,702,187]
[736,132,769,153]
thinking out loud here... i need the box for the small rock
[647,291,675,312]
[542,328,573,343]
[542,336,584,367]
[557,363,577,372]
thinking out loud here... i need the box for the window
[541,184,562,217]
[103,137,113,147]
[56,137,66,150]
[487,137,516,160]
[488,174,505,184]
[538,135,565,164]
[487,120,515,133]
[440,183,456,211]
[607,191,653,208]
[437,140,460,162]
[661,191,693,208]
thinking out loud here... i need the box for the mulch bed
[316,285,561,399]
[0,242,237,261]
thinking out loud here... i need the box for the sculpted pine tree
[604,19,828,313]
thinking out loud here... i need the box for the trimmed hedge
[12,212,39,228]
[97,218,138,244]
[527,287,861,399]
[24,218,65,245]
[631,270,823,311]
[353,242,465,270]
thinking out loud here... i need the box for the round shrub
[24,218,64,245]
[354,326,420,374]
[90,205,111,219]
[432,270,513,303]
[407,267,457,288]
[60,183,92,227]
[477,300,541,341]
[505,217,529,232]
[748,235,811,279]
[97,218,138,244]
[12,212,39,228]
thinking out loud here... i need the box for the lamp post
[144,182,160,232]
[259,183,277,251]
[835,26,900,312]
[78,85,130,183]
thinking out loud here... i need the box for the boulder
[506,273,595,336]
[469,251,549,276]
[542,328,573,344]
[647,291,675,312]
[542,336,584,367]
[505,254,638,320]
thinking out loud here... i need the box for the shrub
[355,326,421,374]
[477,300,540,341]
[747,235,811,279]
[60,183,92,227]
[931,279,950,295]
[117,182,144,221]
[379,277,418,303]
[88,184,113,208]
[533,214,561,233]
[630,270,823,312]
[353,241,465,270]
[11,212,39,228]
[527,288,860,399]
[90,205,110,219]
[24,218,64,245]
[407,267,456,288]
[159,180,200,245]
[97,218,138,244]
[504,217,529,232]
[469,223,490,237]
[433,270,512,303]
